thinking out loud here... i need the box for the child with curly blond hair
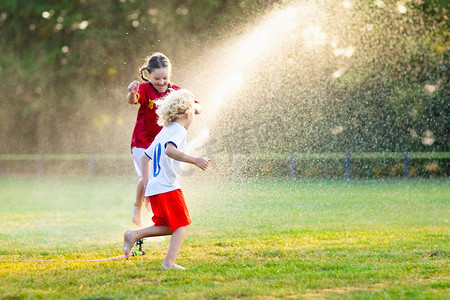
[123,89,209,270]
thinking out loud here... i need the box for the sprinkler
[131,239,146,257]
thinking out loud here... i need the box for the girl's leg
[162,225,189,270]
[132,179,144,226]
[123,225,172,259]
[131,147,146,226]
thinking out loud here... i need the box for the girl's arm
[127,81,139,104]
[165,143,209,170]
[194,102,202,114]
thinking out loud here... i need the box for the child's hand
[195,157,210,170]
[128,80,139,94]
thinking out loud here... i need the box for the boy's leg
[132,179,144,226]
[162,225,189,270]
[123,225,172,259]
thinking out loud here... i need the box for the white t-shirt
[144,122,187,196]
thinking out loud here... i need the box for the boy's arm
[165,143,209,170]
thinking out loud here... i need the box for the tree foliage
[0,0,448,155]
[0,0,262,153]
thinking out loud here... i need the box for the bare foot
[123,230,136,260]
[132,203,142,226]
[162,263,186,270]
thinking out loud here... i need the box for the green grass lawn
[0,177,448,299]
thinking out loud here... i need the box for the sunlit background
[0,0,448,178]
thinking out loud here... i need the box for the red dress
[130,83,181,151]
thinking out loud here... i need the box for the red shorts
[149,189,191,231]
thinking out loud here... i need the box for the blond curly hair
[156,89,195,127]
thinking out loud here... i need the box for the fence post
[289,152,296,179]
[344,151,351,180]
[89,155,95,177]
[403,151,410,180]
[39,154,45,177]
